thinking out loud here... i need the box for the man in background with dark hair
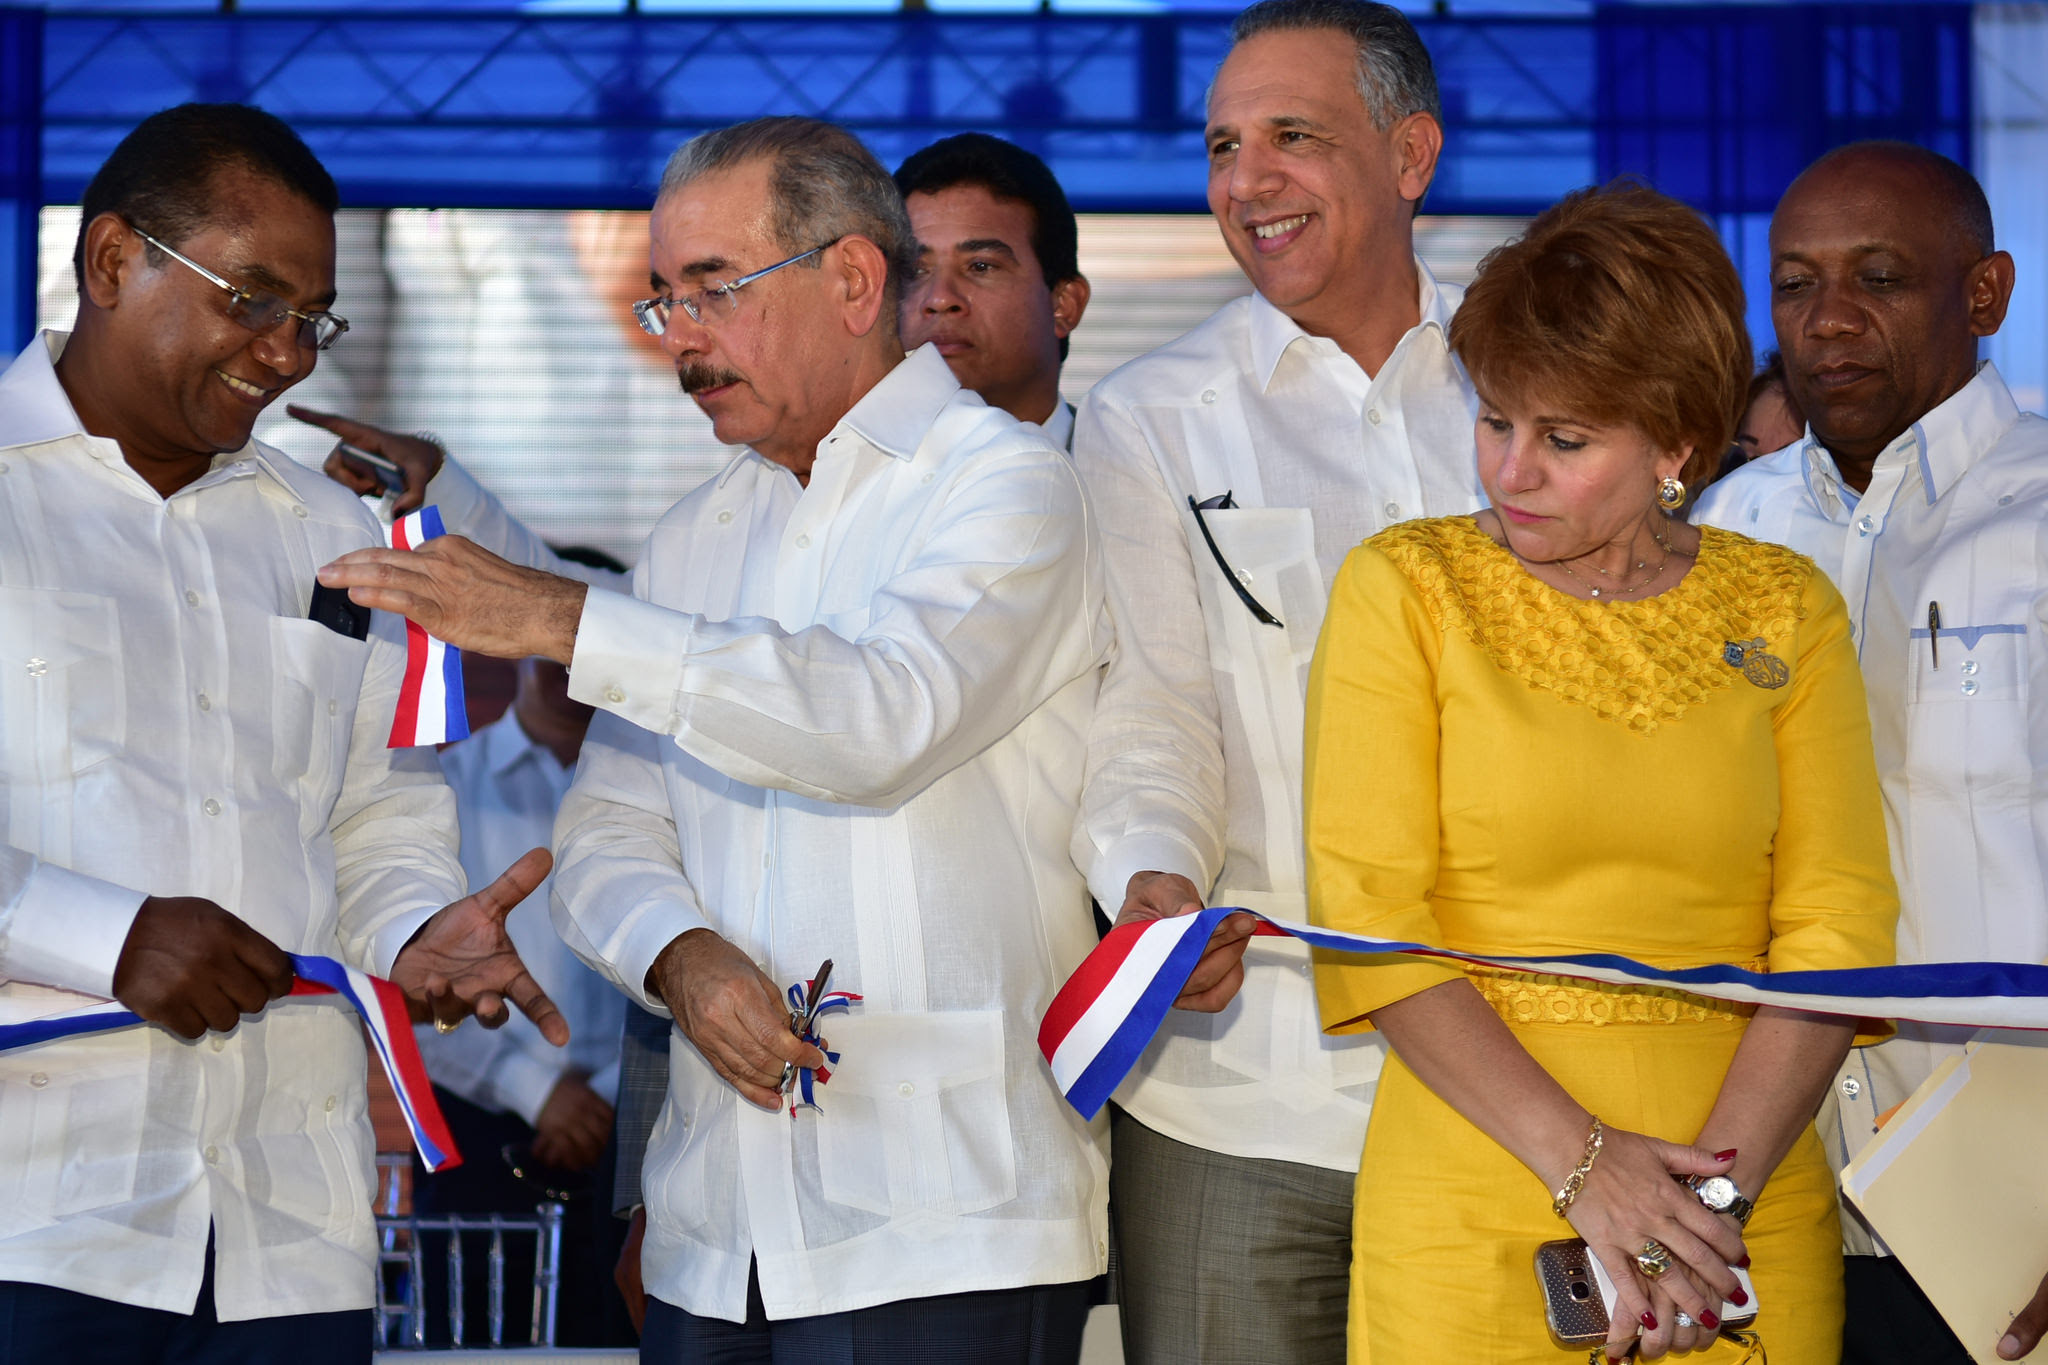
[1693,139,2033,1365]
[1069,1,1480,1359]
[0,102,562,1364]
[895,132,1091,445]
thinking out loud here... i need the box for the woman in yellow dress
[1305,183,1898,1364]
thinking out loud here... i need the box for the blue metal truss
[0,4,1976,349]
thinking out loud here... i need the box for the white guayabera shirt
[1693,362,2048,1254]
[535,346,1111,1323]
[0,332,463,1318]
[1070,264,1483,1173]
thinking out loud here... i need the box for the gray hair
[1229,0,1442,131]
[657,116,915,311]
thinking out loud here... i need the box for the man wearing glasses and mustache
[317,116,1113,1361]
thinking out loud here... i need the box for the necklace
[1523,526,1675,600]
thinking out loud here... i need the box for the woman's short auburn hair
[1449,181,1751,489]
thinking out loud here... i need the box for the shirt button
[1962,679,1980,696]
[204,1145,220,1164]
[795,533,811,549]
[1200,389,1217,405]
[1961,659,1980,676]
[324,1095,337,1113]
[185,589,201,606]
[1856,515,1876,535]
[604,686,625,704]
[210,1037,226,1052]
[327,700,338,716]
[716,509,734,524]
[898,1082,915,1097]
[196,692,212,712]
[1841,1076,1862,1100]
[1367,408,1383,426]
[1383,502,1401,518]
[28,1072,47,1088]
[25,657,46,677]
[1236,569,1253,585]
[292,505,308,519]
[202,798,222,817]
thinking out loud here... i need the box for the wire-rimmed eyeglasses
[632,238,840,337]
[130,224,350,352]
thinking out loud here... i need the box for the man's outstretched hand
[391,847,569,1045]
[1113,871,1256,1013]
[112,896,296,1039]
[317,534,587,665]
[289,404,443,514]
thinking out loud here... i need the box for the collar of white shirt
[1243,255,1454,393]
[0,330,310,499]
[1039,399,1075,452]
[1799,361,2022,518]
[715,343,965,490]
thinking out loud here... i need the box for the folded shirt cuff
[6,863,147,998]
[612,903,714,1015]
[567,591,693,736]
[1089,833,1214,913]
[365,904,442,980]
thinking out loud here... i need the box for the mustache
[677,361,743,395]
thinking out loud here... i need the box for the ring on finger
[1635,1239,1674,1280]
[1673,1311,1693,1329]
[434,1016,460,1035]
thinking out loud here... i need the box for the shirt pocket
[813,1009,1016,1219]
[0,587,127,782]
[269,616,368,815]
[1904,623,2028,794]
[0,1037,147,1239]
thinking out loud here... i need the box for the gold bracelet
[1551,1115,1605,1218]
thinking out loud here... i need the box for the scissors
[778,958,834,1099]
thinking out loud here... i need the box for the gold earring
[1657,476,1686,510]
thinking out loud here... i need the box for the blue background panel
[0,4,1979,351]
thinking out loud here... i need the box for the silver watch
[1686,1173,1754,1226]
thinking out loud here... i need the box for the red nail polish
[1730,1289,1750,1308]
[1639,1311,1659,1329]
[1736,1254,1751,1269]
[1714,1148,1738,1161]
[1699,1310,1720,1329]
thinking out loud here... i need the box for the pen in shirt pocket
[1928,601,1941,670]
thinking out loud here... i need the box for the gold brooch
[1723,638,1789,689]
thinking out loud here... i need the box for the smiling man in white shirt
[0,103,563,1365]
[1065,2,1483,1359]
[318,115,1112,1362]
[1691,141,2036,1365]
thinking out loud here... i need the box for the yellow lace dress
[1304,517,1899,1364]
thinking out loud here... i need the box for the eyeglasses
[130,224,350,352]
[632,239,839,336]
[1188,492,1285,628]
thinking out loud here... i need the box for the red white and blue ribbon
[0,953,462,1171]
[1038,906,2048,1121]
[784,979,861,1118]
[385,506,469,748]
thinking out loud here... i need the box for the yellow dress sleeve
[1767,570,1901,1041]
[1305,541,1464,1033]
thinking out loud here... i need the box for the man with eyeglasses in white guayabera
[315,115,1114,1363]
[0,102,566,1365]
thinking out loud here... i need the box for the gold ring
[434,1016,459,1035]
[1635,1239,1673,1280]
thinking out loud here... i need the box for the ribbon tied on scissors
[781,959,862,1118]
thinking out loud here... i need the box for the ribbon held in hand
[385,506,469,748]
[1038,906,2048,1121]
[0,953,462,1171]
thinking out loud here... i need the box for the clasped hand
[1116,871,1258,1012]
[1563,1126,1747,1361]
[113,847,567,1046]
[647,928,825,1111]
